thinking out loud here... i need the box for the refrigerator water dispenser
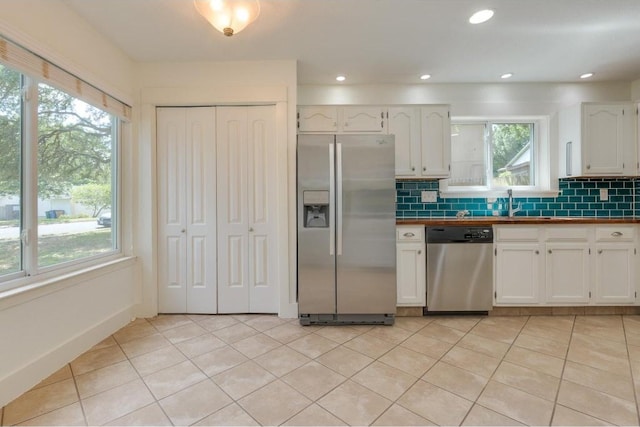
[303,190,329,228]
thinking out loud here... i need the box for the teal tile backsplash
[396,178,638,218]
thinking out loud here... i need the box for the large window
[0,37,127,288]
[449,120,537,190]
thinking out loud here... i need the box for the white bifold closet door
[217,106,278,313]
[157,107,217,313]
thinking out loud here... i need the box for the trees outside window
[0,64,119,280]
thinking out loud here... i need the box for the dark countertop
[397,217,640,226]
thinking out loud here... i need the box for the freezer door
[336,135,397,314]
[297,135,336,314]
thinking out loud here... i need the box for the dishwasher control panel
[426,226,494,244]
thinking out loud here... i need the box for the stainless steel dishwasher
[425,226,493,313]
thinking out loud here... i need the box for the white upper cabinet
[420,106,451,177]
[342,106,385,132]
[388,107,421,177]
[297,106,385,133]
[386,105,451,178]
[559,103,637,177]
[298,106,339,132]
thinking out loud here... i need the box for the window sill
[439,189,560,199]
[0,256,137,311]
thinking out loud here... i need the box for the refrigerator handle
[329,143,335,256]
[336,142,343,256]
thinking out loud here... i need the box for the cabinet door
[341,106,385,132]
[298,106,338,132]
[389,107,421,177]
[420,106,451,177]
[396,242,426,306]
[583,104,626,175]
[495,244,541,304]
[594,243,636,304]
[157,107,217,314]
[545,243,590,303]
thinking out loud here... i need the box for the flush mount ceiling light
[420,74,432,80]
[501,73,513,79]
[194,0,260,37]
[336,75,346,82]
[580,72,594,79]
[469,9,494,24]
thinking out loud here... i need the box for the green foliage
[0,64,114,198]
[0,65,21,196]
[491,123,532,178]
[70,183,112,217]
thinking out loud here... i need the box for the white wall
[133,60,298,319]
[298,82,633,115]
[0,1,138,407]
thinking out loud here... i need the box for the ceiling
[63,0,640,85]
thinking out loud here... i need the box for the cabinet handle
[586,164,591,170]
[417,250,422,255]
[535,250,539,254]
[403,232,415,237]
[181,229,186,233]
[611,231,623,237]
[411,167,415,171]
[548,249,552,254]
[249,227,254,232]
[598,249,603,254]
[422,167,426,171]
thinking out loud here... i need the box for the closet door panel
[217,107,250,313]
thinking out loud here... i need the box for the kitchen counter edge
[397,217,640,226]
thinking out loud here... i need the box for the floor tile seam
[549,313,578,426]
[77,376,148,426]
[553,402,614,426]
[279,369,349,403]
[620,317,640,420]
[311,396,361,427]
[311,345,375,379]
[487,365,560,404]
[157,376,236,423]
[391,397,440,426]
[349,365,422,405]
[456,315,540,426]
[201,400,261,427]
[461,402,522,426]
[150,319,197,334]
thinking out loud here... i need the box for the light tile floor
[3,314,640,426]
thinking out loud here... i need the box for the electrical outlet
[600,189,608,201]
[487,204,493,210]
[421,191,437,203]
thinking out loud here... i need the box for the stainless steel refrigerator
[297,134,396,325]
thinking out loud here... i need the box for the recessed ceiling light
[580,72,594,79]
[420,74,431,80]
[469,9,494,24]
[336,75,346,82]
[501,73,513,79]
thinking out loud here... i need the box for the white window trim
[440,115,559,198]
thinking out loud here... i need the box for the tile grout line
[548,314,576,426]
[621,316,640,422]
[457,315,529,426]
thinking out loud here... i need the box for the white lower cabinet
[545,243,590,303]
[494,225,638,307]
[495,244,542,304]
[594,243,636,303]
[396,226,426,306]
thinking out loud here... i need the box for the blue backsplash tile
[396,177,638,219]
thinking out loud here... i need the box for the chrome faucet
[507,189,522,217]
[456,210,470,219]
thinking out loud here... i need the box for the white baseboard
[0,306,133,407]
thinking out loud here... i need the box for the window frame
[0,73,123,293]
[440,115,556,199]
